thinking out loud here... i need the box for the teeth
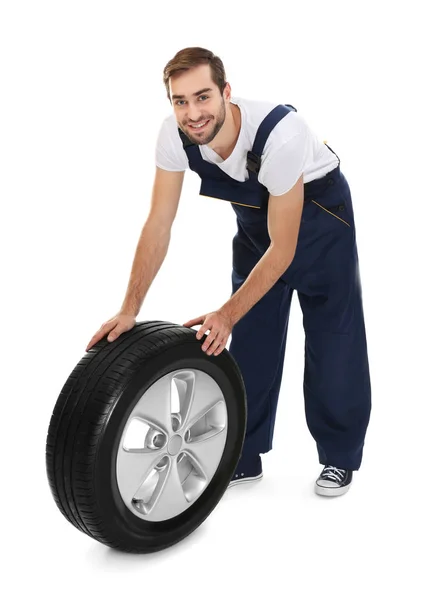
[190,120,208,128]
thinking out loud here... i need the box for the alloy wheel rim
[116,369,228,522]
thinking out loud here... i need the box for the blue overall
[178,104,371,471]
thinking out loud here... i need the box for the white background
[1,0,426,598]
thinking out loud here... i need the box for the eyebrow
[171,87,213,100]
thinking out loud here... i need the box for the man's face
[169,64,227,145]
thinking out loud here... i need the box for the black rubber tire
[45,320,247,553]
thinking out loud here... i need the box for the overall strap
[247,104,297,181]
[177,127,201,162]
[178,127,193,149]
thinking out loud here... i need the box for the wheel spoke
[182,370,223,431]
[148,459,189,521]
[116,447,164,505]
[131,373,174,434]
[184,426,228,480]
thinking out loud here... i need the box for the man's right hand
[86,313,137,352]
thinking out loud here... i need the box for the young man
[89,46,371,497]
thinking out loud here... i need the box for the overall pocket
[310,199,352,228]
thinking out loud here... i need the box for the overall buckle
[247,150,261,174]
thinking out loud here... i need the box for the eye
[199,95,208,101]
[175,100,186,106]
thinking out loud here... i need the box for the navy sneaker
[228,453,263,487]
[315,465,353,496]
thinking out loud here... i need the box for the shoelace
[321,465,346,483]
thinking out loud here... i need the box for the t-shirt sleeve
[155,117,189,171]
[259,127,308,197]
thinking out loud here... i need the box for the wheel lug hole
[153,433,166,448]
[171,413,182,432]
[156,456,168,470]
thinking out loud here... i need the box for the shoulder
[234,96,281,136]
[235,97,307,138]
[259,108,313,166]
[253,104,312,196]
[267,107,310,146]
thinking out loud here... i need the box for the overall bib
[178,104,371,471]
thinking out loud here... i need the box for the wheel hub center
[167,435,183,456]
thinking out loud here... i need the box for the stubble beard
[183,98,226,146]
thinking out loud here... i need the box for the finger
[183,317,202,328]
[86,320,115,350]
[107,327,121,342]
[215,333,229,355]
[96,323,109,335]
[89,322,112,343]
[201,330,218,352]
[207,336,223,356]
[86,332,102,351]
[213,343,224,356]
[196,322,212,340]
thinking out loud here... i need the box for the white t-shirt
[155,96,339,197]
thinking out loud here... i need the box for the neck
[208,102,241,160]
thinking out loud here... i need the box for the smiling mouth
[187,119,210,131]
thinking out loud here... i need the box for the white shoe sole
[315,481,352,496]
[228,473,263,488]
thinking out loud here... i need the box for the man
[87,47,371,497]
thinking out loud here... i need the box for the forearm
[120,222,170,317]
[218,244,293,325]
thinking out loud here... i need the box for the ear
[223,82,231,101]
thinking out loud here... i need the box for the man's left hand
[182,310,234,356]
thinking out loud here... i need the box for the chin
[188,131,211,145]
[189,126,218,146]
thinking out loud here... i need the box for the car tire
[45,320,247,554]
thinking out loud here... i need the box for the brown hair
[163,47,227,102]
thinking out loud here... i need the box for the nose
[187,102,204,122]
